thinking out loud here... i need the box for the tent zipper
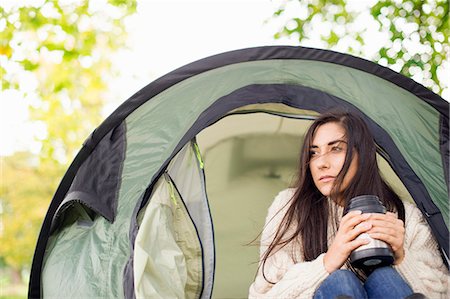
[193,142,204,169]
[163,172,178,207]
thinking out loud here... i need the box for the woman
[249,110,448,298]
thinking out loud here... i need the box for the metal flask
[343,195,395,271]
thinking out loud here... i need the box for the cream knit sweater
[249,188,449,298]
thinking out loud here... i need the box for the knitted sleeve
[248,189,329,299]
[394,202,449,298]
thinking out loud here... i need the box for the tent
[29,46,449,298]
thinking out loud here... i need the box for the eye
[309,150,319,157]
[331,146,343,152]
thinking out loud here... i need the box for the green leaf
[22,59,39,71]
[326,30,339,46]
[274,8,285,17]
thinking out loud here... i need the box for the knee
[314,270,366,299]
[325,269,365,293]
[330,270,362,289]
[331,270,357,280]
[365,266,413,298]
[368,266,400,281]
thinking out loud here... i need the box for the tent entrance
[197,109,414,298]
[198,112,308,298]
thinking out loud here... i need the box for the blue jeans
[313,267,413,299]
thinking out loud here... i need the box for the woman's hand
[367,212,405,265]
[323,210,372,273]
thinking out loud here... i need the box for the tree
[270,0,449,98]
[0,0,136,282]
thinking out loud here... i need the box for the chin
[318,189,331,197]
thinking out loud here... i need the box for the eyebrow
[310,139,347,149]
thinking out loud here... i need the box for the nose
[315,152,330,170]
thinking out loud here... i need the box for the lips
[319,175,335,182]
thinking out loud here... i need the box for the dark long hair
[261,110,405,282]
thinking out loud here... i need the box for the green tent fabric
[30,46,449,299]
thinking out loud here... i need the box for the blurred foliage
[271,0,449,96]
[1,152,62,270]
[0,0,136,280]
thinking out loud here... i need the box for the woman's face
[309,122,358,200]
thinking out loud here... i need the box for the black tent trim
[29,46,449,298]
[440,115,449,192]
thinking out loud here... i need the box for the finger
[341,210,363,222]
[340,212,371,231]
[367,225,401,239]
[368,213,399,224]
[346,237,371,252]
[346,222,372,241]
[368,219,396,229]
[385,212,398,219]
[368,219,405,232]
[368,217,404,231]
[369,232,402,250]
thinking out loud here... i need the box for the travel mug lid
[344,195,386,214]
